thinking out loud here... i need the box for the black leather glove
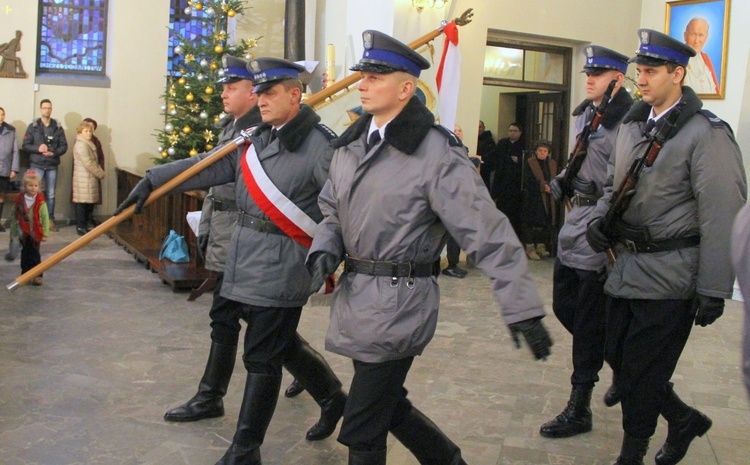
[549,177,565,201]
[693,294,724,327]
[585,217,612,253]
[508,317,553,361]
[306,252,341,296]
[114,177,153,215]
[196,233,209,261]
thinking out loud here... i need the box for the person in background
[0,106,19,232]
[22,99,67,231]
[82,117,105,227]
[71,120,106,236]
[585,29,745,464]
[306,29,552,465]
[491,122,524,238]
[542,45,633,440]
[731,204,750,401]
[9,170,49,285]
[522,140,557,260]
[477,120,496,190]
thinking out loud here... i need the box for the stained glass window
[37,0,108,75]
[168,0,216,76]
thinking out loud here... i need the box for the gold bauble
[161,150,168,158]
[178,77,186,86]
[214,44,224,54]
[210,62,218,70]
[189,149,199,157]
[213,116,220,123]
[195,3,203,10]
[186,93,195,102]
[206,144,214,151]
[205,86,214,95]
[182,125,192,134]
[169,103,176,110]
[228,9,236,17]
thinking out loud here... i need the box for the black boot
[284,378,305,398]
[215,372,281,465]
[614,433,650,465]
[164,342,237,422]
[604,372,621,407]
[348,449,387,465]
[283,335,347,441]
[655,384,712,465]
[390,408,466,465]
[539,385,593,438]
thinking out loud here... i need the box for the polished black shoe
[441,265,466,279]
[284,378,305,398]
[539,386,593,438]
[76,228,87,236]
[164,394,224,422]
[306,390,346,441]
[604,382,621,407]
[655,408,712,465]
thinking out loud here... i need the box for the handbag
[158,229,190,263]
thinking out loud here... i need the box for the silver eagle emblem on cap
[363,31,373,50]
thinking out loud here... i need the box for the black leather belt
[213,199,237,212]
[619,236,700,253]
[343,256,440,278]
[238,212,283,235]
[570,193,598,207]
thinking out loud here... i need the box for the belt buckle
[571,195,580,207]
[624,239,638,253]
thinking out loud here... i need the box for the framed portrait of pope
[665,0,730,99]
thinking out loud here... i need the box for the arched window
[37,0,108,75]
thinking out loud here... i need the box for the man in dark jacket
[477,120,496,190]
[491,122,524,237]
[22,99,67,230]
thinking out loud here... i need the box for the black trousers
[20,236,42,275]
[74,203,94,230]
[237,304,302,375]
[446,236,460,267]
[338,357,415,451]
[208,273,243,346]
[552,259,606,386]
[605,297,694,438]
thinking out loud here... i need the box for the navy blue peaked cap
[217,55,253,84]
[350,30,430,77]
[246,57,306,94]
[630,29,696,67]
[583,45,629,74]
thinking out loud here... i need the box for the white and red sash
[240,143,317,248]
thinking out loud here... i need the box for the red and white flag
[435,21,461,131]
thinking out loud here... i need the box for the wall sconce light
[412,0,449,12]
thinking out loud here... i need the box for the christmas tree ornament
[167,147,176,156]
[205,86,214,95]
[174,45,183,55]
[161,150,168,158]
[157,146,163,153]
[200,59,209,68]
[170,109,177,116]
[228,9,236,17]
[182,125,192,134]
[178,77,186,86]
[186,93,195,102]
[213,116,220,123]
[168,133,180,145]
[210,62,218,70]
[165,123,174,133]
[189,149,199,157]
[206,144,214,151]
[161,104,167,111]
[185,54,196,63]
[200,111,209,119]
[203,129,216,142]
[195,2,203,10]
[197,74,204,81]
[169,103,176,110]
[205,6,215,16]
[214,44,224,54]
[184,6,191,14]
[190,103,200,112]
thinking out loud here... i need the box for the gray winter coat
[731,203,750,399]
[309,97,545,363]
[0,122,19,177]
[198,110,262,272]
[556,90,633,271]
[146,105,334,307]
[591,87,746,300]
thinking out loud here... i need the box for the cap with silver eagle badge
[350,30,430,77]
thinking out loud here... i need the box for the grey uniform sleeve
[428,146,545,324]
[198,188,214,236]
[309,177,344,260]
[146,146,237,193]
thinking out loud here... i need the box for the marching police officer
[116,57,345,465]
[306,30,553,465]
[543,45,633,439]
[586,30,746,464]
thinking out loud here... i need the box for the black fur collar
[333,96,435,154]
[623,86,702,132]
[571,89,634,130]
[254,104,320,152]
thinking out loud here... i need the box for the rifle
[600,101,686,263]
[561,79,617,211]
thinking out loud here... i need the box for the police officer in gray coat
[586,30,746,464]
[306,30,553,465]
[116,57,344,465]
[543,46,633,439]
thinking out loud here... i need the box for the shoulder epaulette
[316,123,337,140]
[699,109,734,135]
[433,124,463,147]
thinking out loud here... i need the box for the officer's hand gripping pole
[6,130,253,292]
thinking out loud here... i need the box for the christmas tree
[154,0,261,164]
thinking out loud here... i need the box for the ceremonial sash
[240,143,317,248]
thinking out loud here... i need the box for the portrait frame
[665,0,731,99]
